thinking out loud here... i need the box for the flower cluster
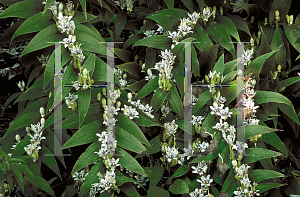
[114,0,134,12]
[204,71,226,93]
[191,115,204,133]
[143,24,167,38]
[72,170,88,189]
[160,144,185,167]
[131,100,154,118]
[242,49,254,66]
[189,162,214,196]
[151,49,176,91]
[168,12,201,49]
[24,107,46,162]
[65,93,78,110]
[232,163,260,197]
[121,105,139,119]
[114,68,128,89]
[17,80,25,91]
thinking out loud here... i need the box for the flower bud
[102,98,106,107]
[97,93,101,101]
[59,3,63,12]
[15,134,21,142]
[116,101,121,109]
[134,55,138,62]
[40,118,45,126]
[127,92,132,102]
[26,126,30,133]
[275,10,280,18]
[102,87,106,96]
[264,17,268,25]
[82,68,88,78]
[103,113,107,121]
[257,31,261,39]
[220,7,223,15]
[205,75,210,83]
[232,159,237,168]
[40,107,45,117]
[213,6,216,19]
[141,63,145,72]
[250,38,254,46]
[251,16,254,23]
[286,15,290,23]
[123,73,127,80]
[147,69,152,76]
[277,65,281,72]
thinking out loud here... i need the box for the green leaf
[114,48,134,63]
[150,88,168,114]
[4,113,40,138]
[169,83,184,119]
[12,10,52,40]
[191,141,228,163]
[181,0,197,12]
[62,121,101,149]
[216,15,240,42]
[256,183,283,193]
[115,170,136,187]
[155,8,189,19]
[150,160,164,186]
[116,126,147,154]
[146,13,179,32]
[269,0,292,26]
[148,186,170,197]
[271,24,286,67]
[283,22,300,58]
[0,0,43,19]
[205,22,234,55]
[11,136,30,158]
[250,169,284,183]
[169,179,189,194]
[163,0,174,8]
[221,168,238,196]
[198,44,218,76]
[40,145,62,180]
[11,164,24,192]
[1,92,21,113]
[115,62,141,78]
[246,48,279,82]
[278,77,300,92]
[78,88,91,128]
[176,120,193,136]
[245,124,282,140]
[120,182,140,197]
[192,89,214,116]
[35,176,56,196]
[255,91,300,126]
[135,114,158,127]
[260,132,288,156]
[20,25,62,58]
[115,12,127,37]
[136,77,159,100]
[117,113,151,147]
[192,25,212,52]
[133,35,172,50]
[171,165,189,178]
[72,142,100,174]
[82,53,96,77]
[79,0,87,21]
[78,159,103,197]
[212,54,224,77]
[145,134,161,155]
[116,147,146,176]
[227,15,251,36]
[244,148,282,164]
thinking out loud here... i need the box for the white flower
[119,78,127,88]
[191,115,204,125]
[121,105,139,119]
[196,141,210,152]
[183,145,194,160]
[73,170,88,182]
[242,49,253,65]
[216,107,233,120]
[157,24,165,34]
[192,94,199,105]
[208,70,220,80]
[28,132,46,145]
[104,105,119,116]
[168,31,180,43]
[165,146,179,163]
[107,158,120,170]
[103,117,117,128]
[17,80,25,91]
[203,7,214,22]
[189,188,204,197]
[188,12,201,24]
[245,118,260,125]
[244,98,259,114]
[164,120,178,136]
[178,22,193,36]
[142,104,154,118]
[216,95,226,105]
[197,174,213,187]
[223,132,236,146]
[109,89,121,103]
[144,30,157,37]
[213,119,228,131]
[57,15,75,34]
[191,162,208,175]
[96,131,108,142]
[145,69,156,81]
[210,102,224,115]
[232,141,248,155]
[30,122,44,134]
[160,49,176,63]
[65,93,78,109]
[62,35,76,48]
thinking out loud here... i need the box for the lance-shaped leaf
[136,77,159,100]
[169,179,189,194]
[116,147,146,176]
[244,148,282,163]
[245,124,283,140]
[116,126,147,154]
[117,113,151,147]
[150,88,168,113]
[78,88,91,128]
[0,0,43,19]
[260,132,288,156]
[115,62,141,78]
[169,83,184,119]
[249,169,284,183]
[20,25,62,58]
[150,160,164,186]
[133,35,172,50]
